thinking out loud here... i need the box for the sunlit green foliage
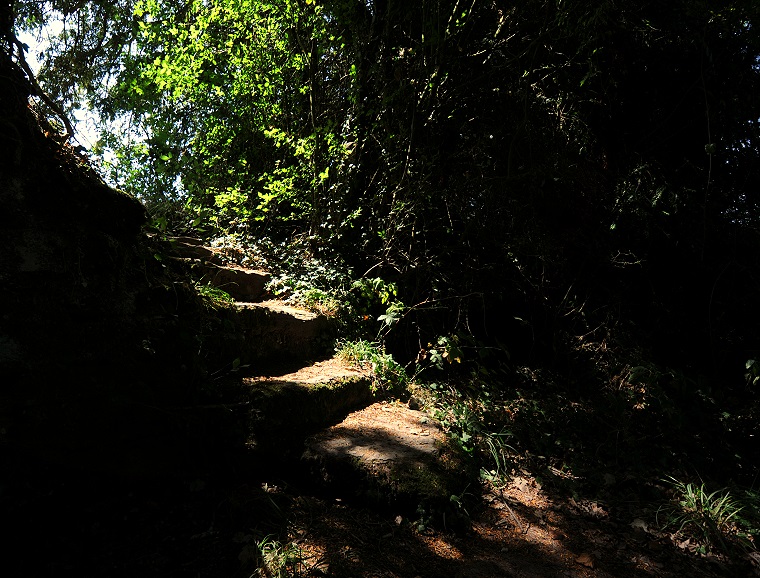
[113,0,340,231]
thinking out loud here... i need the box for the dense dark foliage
[8,0,760,532]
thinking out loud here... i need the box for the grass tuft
[658,476,757,555]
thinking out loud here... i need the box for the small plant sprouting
[657,476,748,555]
[745,358,760,388]
[427,382,516,483]
[247,534,319,578]
[481,431,517,486]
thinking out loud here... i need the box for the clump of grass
[195,282,235,308]
[658,476,754,555]
[289,287,343,317]
[337,339,409,393]
[249,535,314,578]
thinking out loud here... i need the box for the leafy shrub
[424,381,516,483]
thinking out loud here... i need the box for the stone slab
[303,402,471,516]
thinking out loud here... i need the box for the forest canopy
[9,0,760,378]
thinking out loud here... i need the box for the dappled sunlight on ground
[308,401,445,463]
[270,457,742,578]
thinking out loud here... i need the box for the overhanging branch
[10,31,75,141]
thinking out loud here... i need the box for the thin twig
[498,487,528,534]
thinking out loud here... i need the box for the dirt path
[4,420,746,578]
[271,402,741,578]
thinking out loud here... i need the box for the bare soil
[307,401,446,465]
[3,398,751,577]
[277,402,747,578]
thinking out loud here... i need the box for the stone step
[302,402,471,522]
[168,258,271,303]
[161,238,336,365]
[221,300,335,364]
[201,263,270,302]
[238,357,376,453]
[168,237,226,265]
[170,236,205,246]
[164,237,272,302]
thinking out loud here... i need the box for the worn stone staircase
[168,237,467,515]
[169,236,334,363]
[166,237,374,448]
